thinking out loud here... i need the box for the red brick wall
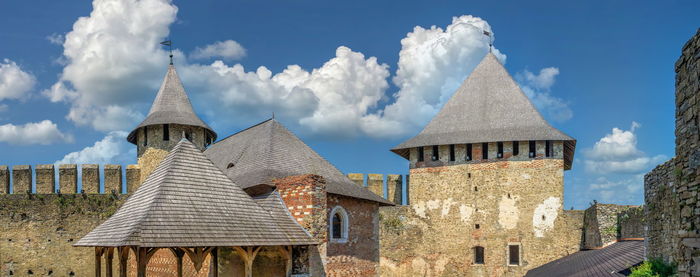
[275,174,328,240]
[326,195,380,277]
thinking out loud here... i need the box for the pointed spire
[127,65,216,144]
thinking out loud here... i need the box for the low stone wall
[619,206,645,239]
[583,203,640,249]
[0,193,125,276]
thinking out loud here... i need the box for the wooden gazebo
[74,139,317,277]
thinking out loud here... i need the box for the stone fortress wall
[644,28,700,276]
[0,164,140,276]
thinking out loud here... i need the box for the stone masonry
[645,28,700,276]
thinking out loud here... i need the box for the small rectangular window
[449,145,455,161]
[482,143,488,160]
[432,145,439,161]
[466,144,472,161]
[497,142,504,158]
[529,141,536,158]
[509,245,520,265]
[418,147,424,162]
[513,141,519,156]
[185,131,192,142]
[143,126,148,146]
[474,246,484,264]
[163,124,169,141]
[545,140,552,157]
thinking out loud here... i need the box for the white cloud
[0,59,36,101]
[0,120,73,145]
[586,175,645,204]
[190,40,246,61]
[46,3,509,139]
[583,122,666,174]
[56,131,135,164]
[516,67,572,122]
[46,33,65,45]
[43,0,176,131]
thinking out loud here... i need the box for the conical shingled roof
[75,139,317,247]
[127,65,217,144]
[392,53,576,169]
[204,119,393,205]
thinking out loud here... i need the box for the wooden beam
[278,246,293,277]
[233,246,262,277]
[95,247,104,277]
[117,247,129,277]
[135,247,157,277]
[182,247,214,273]
[211,247,219,277]
[105,248,114,277]
[169,248,185,277]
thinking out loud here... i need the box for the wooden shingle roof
[75,139,317,247]
[127,65,217,144]
[204,119,393,205]
[392,53,576,169]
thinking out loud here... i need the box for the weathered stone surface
[81,164,99,194]
[103,164,121,194]
[12,165,31,194]
[380,159,581,277]
[0,194,125,276]
[59,164,78,194]
[125,164,140,193]
[35,164,55,194]
[367,174,384,198]
[347,173,365,187]
[0,166,8,194]
[583,203,640,249]
[387,174,402,205]
[645,28,700,276]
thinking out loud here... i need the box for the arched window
[330,206,349,243]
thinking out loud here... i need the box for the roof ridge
[211,118,273,145]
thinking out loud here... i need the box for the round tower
[127,64,217,183]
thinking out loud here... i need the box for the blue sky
[0,0,697,208]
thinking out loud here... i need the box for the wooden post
[169,248,185,277]
[278,246,292,277]
[117,247,129,277]
[135,247,157,277]
[234,246,261,277]
[105,248,114,277]
[210,247,219,277]
[95,247,104,277]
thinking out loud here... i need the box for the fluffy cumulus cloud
[43,0,176,131]
[56,131,135,164]
[0,120,73,145]
[44,1,512,139]
[516,67,572,122]
[0,59,36,101]
[190,40,246,61]
[583,122,666,174]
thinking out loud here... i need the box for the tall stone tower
[127,64,217,183]
[381,53,581,276]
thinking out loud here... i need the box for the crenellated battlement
[0,164,141,195]
[346,173,406,205]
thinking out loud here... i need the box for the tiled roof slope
[392,53,576,169]
[204,119,393,205]
[127,65,216,144]
[75,139,317,247]
[525,240,645,277]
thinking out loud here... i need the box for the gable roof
[525,240,645,277]
[127,65,217,144]
[75,139,317,247]
[204,119,393,205]
[391,53,576,169]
